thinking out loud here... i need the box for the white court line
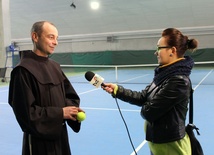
[121,74,150,83]
[0,102,7,105]
[193,69,213,90]
[130,140,147,155]
[78,74,151,95]
[78,88,100,95]
[81,107,140,112]
[0,89,8,93]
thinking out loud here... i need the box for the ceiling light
[90,2,99,10]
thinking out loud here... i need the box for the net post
[115,66,118,83]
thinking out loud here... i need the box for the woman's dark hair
[162,28,198,57]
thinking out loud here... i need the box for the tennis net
[61,61,214,85]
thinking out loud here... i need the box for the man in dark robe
[8,21,83,155]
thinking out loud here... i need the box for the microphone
[85,71,106,88]
[85,71,137,154]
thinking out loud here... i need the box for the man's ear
[32,32,38,42]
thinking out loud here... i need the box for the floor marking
[78,74,150,95]
[194,69,213,90]
[121,74,150,83]
[78,88,100,95]
[130,139,147,155]
[0,89,8,93]
[81,107,140,112]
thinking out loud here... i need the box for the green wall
[13,48,214,66]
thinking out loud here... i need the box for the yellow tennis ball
[77,112,86,121]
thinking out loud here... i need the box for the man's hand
[63,106,84,121]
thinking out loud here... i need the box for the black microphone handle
[101,83,106,87]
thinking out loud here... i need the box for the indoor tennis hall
[0,0,214,155]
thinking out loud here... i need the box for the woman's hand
[102,83,117,94]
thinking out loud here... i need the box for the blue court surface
[0,66,213,155]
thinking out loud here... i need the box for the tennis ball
[77,112,86,121]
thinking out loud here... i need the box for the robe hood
[16,50,65,85]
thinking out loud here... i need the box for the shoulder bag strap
[189,88,194,124]
[188,81,200,135]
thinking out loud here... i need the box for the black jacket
[116,75,191,143]
[114,57,194,143]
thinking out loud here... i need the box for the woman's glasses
[155,46,172,55]
[156,46,171,51]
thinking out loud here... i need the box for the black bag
[186,88,204,155]
[186,124,204,155]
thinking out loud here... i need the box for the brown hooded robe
[9,50,81,155]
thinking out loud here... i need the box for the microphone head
[85,71,95,82]
[85,71,104,88]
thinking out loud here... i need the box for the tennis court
[0,63,213,155]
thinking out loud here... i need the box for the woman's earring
[169,54,173,57]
